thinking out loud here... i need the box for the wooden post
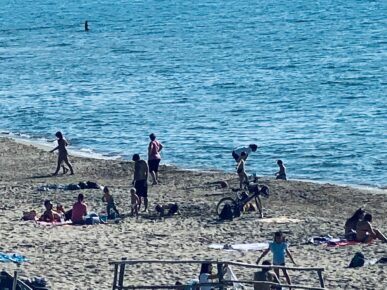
[12,270,18,290]
[217,262,224,290]
[112,264,119,290]
[118,257,127,289]
[317,270,325,288]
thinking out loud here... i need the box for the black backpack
[219,204,233,220]
[349,252,365,268]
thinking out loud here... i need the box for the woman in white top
[232,144,258,162]
[199,263,218,290]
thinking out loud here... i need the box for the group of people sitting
[344,208,387,243]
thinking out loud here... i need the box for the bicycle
[216,181,269,219]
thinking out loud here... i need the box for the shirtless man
[356,213,387,243]
[132,154,149,212]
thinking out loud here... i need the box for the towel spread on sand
[258,217,302,223]
[309,236,362,247]
[36,220,73,226]
[209,242,269,251]
[0,252,29,264]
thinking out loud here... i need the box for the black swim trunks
[148,159,161,173]
[134,179,148,197]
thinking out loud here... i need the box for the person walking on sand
[102,186,120,219]
[356,213,387,243]
[50,131,74,176]
[256,231,296,287]
[232,144,258,162]
[148,133,163,185]
[275,160,287,180]
[132,154,149,212]
[130,187,140,218]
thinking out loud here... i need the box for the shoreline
[2,133,386,192]
[0,137,386,289]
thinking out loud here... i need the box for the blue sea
[1,0,386,188]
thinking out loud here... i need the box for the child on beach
[102,186,120,219]
[237,152,248,189]
[275,160,287,180]
[256,231,296,286]
[50,131,74,176]
[130,188,140,218]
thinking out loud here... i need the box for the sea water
[0,0,386,188]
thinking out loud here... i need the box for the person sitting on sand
[232,144,258,162]
[275,160,287,180]
[130,187,140,218]
[148,133,163,185]
[71,193,88,224]
[102,186,120,219]
[256,231,296,287]
[198,262,221,290]
[356,213,387,243]
[253,260,280,290]
[50,131,74,176]
[39,200,61,223]
[132,154,149,212]
[237,152,249,189]
[345,208,365,241]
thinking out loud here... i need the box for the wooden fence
[109,259,326,290]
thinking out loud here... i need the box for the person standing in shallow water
[148,133,163,185]
[50,131,74,176]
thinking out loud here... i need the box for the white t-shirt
[233,145,252,157]
[199,273,212,290]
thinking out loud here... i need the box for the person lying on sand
[155,203,179,217]
[39,200,61,223]
[253,260,280,290]
[356,213,387,243]
[344,208,365,241]
[102,186,120,219]
[256,231,296,287]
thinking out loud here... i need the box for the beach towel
[209,242,269,251]
[308,236,363,247]
[0,252,29,264]
[36,220,73,226]
[224,266,245,289]
[258,217,301,223]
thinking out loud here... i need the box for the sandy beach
[0,137,386,290]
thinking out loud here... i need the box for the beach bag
[86,181,100,189]
[219,204,233,220]
[349,252,365,268]
[167,203,179,216]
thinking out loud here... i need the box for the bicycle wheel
[216,197,237,216]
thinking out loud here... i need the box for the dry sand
[0,137,386,289]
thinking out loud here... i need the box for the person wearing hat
[39,200,61,222]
